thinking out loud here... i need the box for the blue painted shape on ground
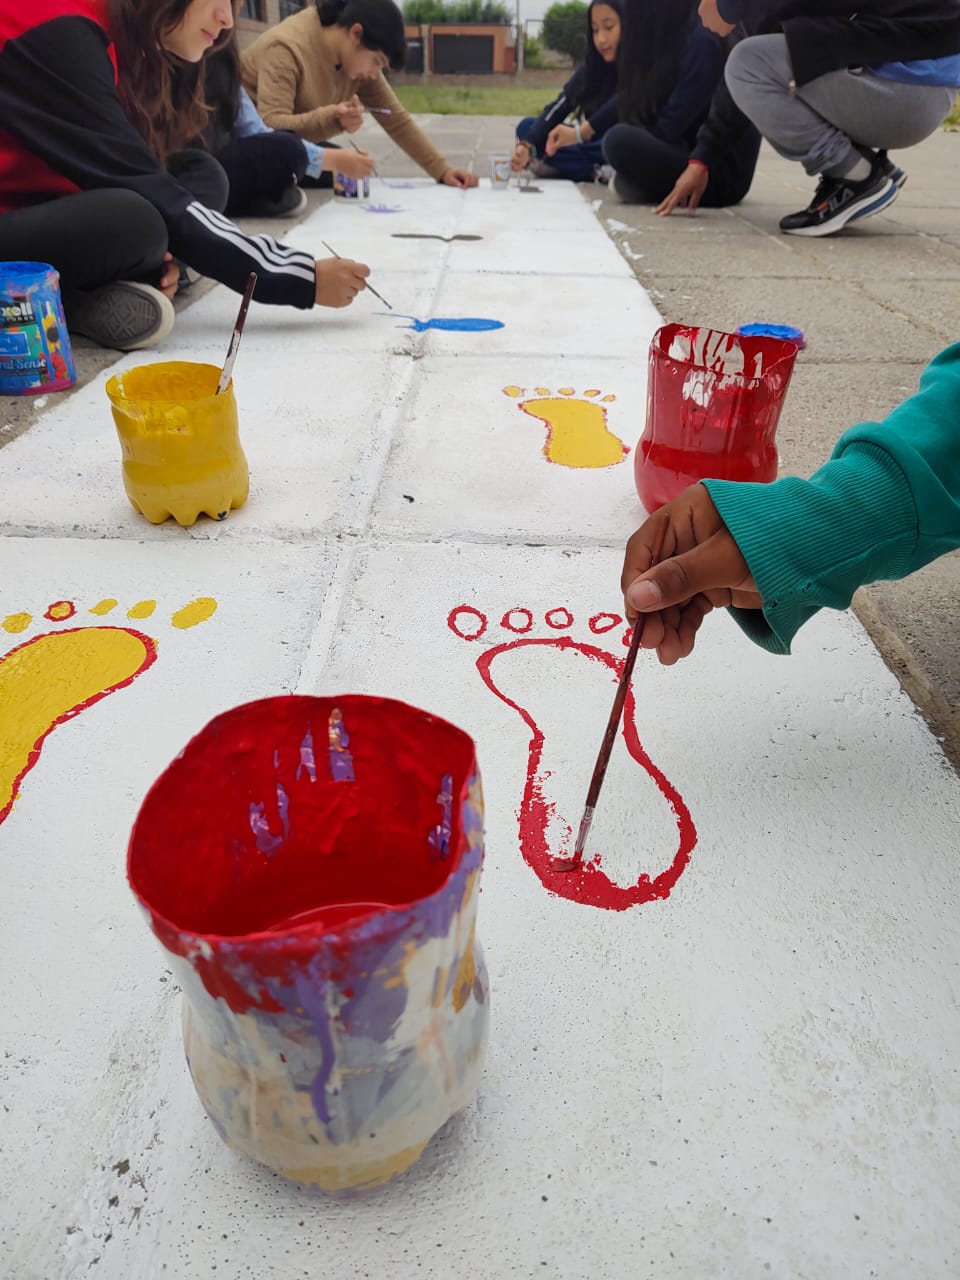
[383,313,505,333]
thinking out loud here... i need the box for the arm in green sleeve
[701,341,960,653]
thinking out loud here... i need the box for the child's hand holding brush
[313,257,370,308]
[334,94,364,132]
[323,147,376,179]
[620,484,759,666]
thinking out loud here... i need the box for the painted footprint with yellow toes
[502,385,629,469]
[0,594,217,825]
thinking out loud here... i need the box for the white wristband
[574,120,583,145]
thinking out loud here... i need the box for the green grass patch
[392,84,561,115]
[945,93,960,131]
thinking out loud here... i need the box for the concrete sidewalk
[4,115,957,761]
[4,132,960,1280]
[401,113,960,765]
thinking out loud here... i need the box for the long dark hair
[316,0,407,71]
[580,0,622,119]
[108,0,236,160]
[204,37,243,141]
[616,0,699,128]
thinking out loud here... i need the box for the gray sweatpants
[725,34,955,178]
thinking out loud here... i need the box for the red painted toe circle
[501,608,534,634]
[545,608,573,630]
[447,605,488,641]
[589,612,622,634]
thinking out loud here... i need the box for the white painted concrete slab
[166,273,439,358]
[372,355,646,542]
[0,352,400,540]
[445,226,633,277]
[428,271,661,358]
[0,535,340,1280]
[3,181,960,1280]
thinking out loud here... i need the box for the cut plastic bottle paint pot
[128,694,489,1196]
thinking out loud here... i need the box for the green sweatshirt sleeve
[701,341,960,654]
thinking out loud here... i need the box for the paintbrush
[554,520,668,873]
[320,240,392,310]
[216,271,256,396]
[347,135,381,180]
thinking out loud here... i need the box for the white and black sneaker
[779,156,897,237]
[66,281,175,351]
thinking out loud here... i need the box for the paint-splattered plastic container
[0,261,76,395]
[128,694,489,1196]
[636,323,799,512]
[106,361,249,526]
[335,174,370,198]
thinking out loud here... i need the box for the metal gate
[432,33,495,74]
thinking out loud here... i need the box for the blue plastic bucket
[0,261,76,395]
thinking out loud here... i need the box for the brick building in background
[237,0,518,72]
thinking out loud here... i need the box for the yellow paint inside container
[106,361,249,527]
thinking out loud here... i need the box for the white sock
[844,154,873,182]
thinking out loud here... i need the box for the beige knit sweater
[241,8,450,182]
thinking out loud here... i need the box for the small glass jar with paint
[335,173,370,199]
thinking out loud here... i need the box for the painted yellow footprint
[0,595,217,825]
[502,385,629,469]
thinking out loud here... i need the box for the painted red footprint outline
[448,606,698,910]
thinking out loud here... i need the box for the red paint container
[128,694,489,1195]
[635,324,799,512]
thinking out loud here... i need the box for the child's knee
[724,33,792,111]
[106,190,169,277]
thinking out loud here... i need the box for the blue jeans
[516,116,605,182]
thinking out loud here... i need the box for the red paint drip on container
[635,323,798,512]
[128,694,481,1014]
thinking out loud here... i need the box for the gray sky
[517,0,555,26]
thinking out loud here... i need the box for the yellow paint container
[106,361,249,527]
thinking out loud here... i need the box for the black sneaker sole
[67,282,175,351]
